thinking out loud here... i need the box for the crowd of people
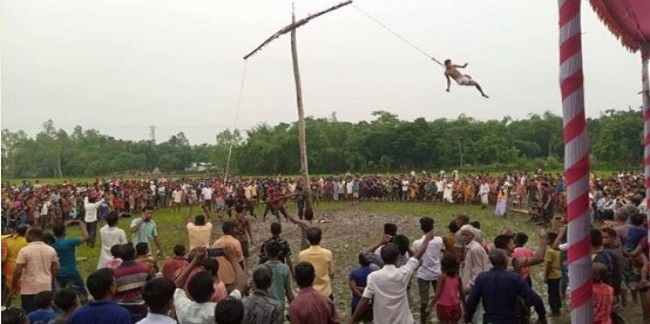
[0,169,648,323]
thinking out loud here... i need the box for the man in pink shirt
[11,226,59,313]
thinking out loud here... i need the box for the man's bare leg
[475,83,489,98]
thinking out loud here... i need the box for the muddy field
[246,205,643,324]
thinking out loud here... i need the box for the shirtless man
[442,59,489,98]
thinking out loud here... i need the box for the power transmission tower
[149,125,156,144]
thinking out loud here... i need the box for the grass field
[52,200,647,323]
[2,169,625,186]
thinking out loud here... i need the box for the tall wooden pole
[290,7,314,211]
[243,1,352,212]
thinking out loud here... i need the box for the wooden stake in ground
[289,9,313,211]
[243,1,353,212]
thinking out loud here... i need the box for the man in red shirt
[161,245,188,280]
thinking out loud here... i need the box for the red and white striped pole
[558,0,593,322]
[643,48,649,261]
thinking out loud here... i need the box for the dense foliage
[1,109,642,178]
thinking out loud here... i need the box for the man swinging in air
[442,59,489,98]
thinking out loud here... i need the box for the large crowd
[0,170,648,324]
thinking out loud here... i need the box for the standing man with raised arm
[349,230,435,324]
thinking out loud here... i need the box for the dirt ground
[246,206,644,323]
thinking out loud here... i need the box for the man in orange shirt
[12,226,59,313]
[211,221,244,293]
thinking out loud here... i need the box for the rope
[352,4,444,66]
[224,61,248,180]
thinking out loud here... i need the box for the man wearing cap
[459,224,491,324]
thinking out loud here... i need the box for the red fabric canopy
[590,0,650,56]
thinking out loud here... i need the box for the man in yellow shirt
[544,232,562,316]
[298,227,333,299]
[2,224,29,306]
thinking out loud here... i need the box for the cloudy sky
[1,0,644,144]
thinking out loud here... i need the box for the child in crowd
[26,291,57,324]
[592,262,614,324]
[106,244,123,269]
[426,254,464,324]
[624,213,647,255]
[544,232,562,316]
[135,242,159,277]
[50,288,80,324]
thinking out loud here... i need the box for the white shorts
[456,75,474,86]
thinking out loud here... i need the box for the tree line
[1,108,642,178]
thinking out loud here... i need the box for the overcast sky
[1,0,644,145]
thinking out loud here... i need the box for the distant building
[184,162,215,172]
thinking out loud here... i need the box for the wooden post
[290,8,314,211]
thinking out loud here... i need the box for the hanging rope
[352,4,444,66]
[224,60,248,180]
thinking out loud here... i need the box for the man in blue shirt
[53,220,90,303]
[349,253,375,323]
[68,268,131,324]
[465,248,547,324]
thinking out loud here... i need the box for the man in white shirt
[349,231,434,324]
[172,188,183,213]
[173,247,248,324]
[83,192,104,248]
[412,217,443,324]
[136,278,176,324]
[201,186,213,211]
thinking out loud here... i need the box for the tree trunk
[290,15,314,212]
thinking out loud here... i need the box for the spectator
[50,288,80,324]
[348,253,375,323]
[458,224,491,324]
[242,266,282,324]
[173,247,248,324]
[130,206,164,259]
[136,278,177,324]
[464,249,547,324]
[412,217,443,324]
[593,262,614,324]
[202,258,229,303]
[290,262,339,324]
[52,220,89,303]
[106,244,124,269]
[114,243,151,323]
[511,232,535,287]
[425,254,465,324]
[349,232,433,324]
[11,226,59,313]
[83,192,104,248]
[26,291,56,324]
[97,212,127,269]
[161,244,188,280]
[262,240,294,322]
[68,268,131,324]
[1,308,27,324]
[2,224,29,306]
[186,209,213,251]
[211,221,245,293]
[135,242,159,277]
[215,297,245,324]
[233,205,253,263]
[544,232,562,316]
[258,222,293,270]
[298,227,333,299]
